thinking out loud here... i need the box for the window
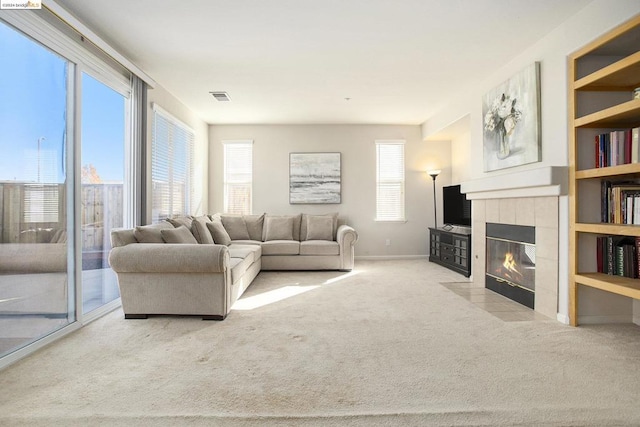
[376,140,405,221]
[151,104,194,221]
[223,140,253,215]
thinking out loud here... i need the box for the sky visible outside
[0,20,125,183]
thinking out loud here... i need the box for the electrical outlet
[385,239,391,246]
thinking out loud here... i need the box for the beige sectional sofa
[109,213,357,320]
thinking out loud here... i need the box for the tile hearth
[441,282,551,322]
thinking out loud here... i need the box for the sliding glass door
[0,11,136,362]
[80,72,128,315]
[0,21,72,357]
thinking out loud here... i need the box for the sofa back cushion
[221,215,251,240]
[243,213,265,241]
[134,222,174,243]
[167,215,193,230]
[161,225,198,244]
[111,228,138,247]
[305,215,335,241]
[191,215,214,244]
[206,220,232,246]
[263,215,295,241]
[301,213,338,240]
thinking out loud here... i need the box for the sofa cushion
[261,240,300,255]
[221,215,251,241]
[134,222,174,243]
[305,215,334,241]
[161,225,198,244]
[263,216,294,241]
[206,220,232,246]
[301,212,338,240]
[243,213,265,241]
[230,239,262,246]
[191,215,214,244]
[300,240,340,256]
[167,215,193,230]
[229,256,254,284]
[228,244,262,264]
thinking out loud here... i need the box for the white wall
[422,1,640,322]
[146,85,209,222]
[209,125,451,257]
[424,0,640,180]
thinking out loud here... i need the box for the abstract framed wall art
[289,152,341,204]
[482,62,541,172]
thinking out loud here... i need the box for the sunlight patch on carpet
[323,270,359,285]
[232,285,320,310]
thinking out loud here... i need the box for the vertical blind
[376,141,405,221]
[151,105,194,222]
[223,141,253,215]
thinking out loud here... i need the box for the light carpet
[2,259,640,426]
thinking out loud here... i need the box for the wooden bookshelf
[569,14,640,326]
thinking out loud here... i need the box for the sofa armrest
[109,243,229,274]
[336,224,358,271]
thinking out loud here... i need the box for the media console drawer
[428,227,471,277]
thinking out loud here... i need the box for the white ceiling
[53,0,592,125]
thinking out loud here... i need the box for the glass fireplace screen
[485,237,536,291]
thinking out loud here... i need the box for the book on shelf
[595,127,639,168]
[600,181,640,224]
[596,236,639,279]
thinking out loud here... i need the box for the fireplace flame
[497,252,523,282]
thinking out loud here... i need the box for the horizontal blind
[151,105,194,222]
[376,141,405,221]
[23,184,59,223]
[224,141,253,215]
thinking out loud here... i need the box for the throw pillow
[221,215,251,240]
[301,212,338,240]
[243,213,265,241]
[206,221,232,246]
[305,215,334,241]
[167,215,193,230]
[161,225,198,244]
[134,222,174,243]
[263,216,294,241]
[191,215,214,244]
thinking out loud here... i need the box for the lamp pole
[428,170,440,229]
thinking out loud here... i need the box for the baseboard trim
[577,314,632,325]
[355,255,429,261]
[556,313,570,325]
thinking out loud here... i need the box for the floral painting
[482,62,541,172]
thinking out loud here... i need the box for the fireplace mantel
[461,166,567,200]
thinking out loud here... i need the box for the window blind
[23,184,59,223]
[151,105,194,222]
[223,141,253,215]
[376,141,405,221]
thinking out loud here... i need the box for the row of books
[596,235,640,278]
[595,127,640,168]
[600,181,640,224]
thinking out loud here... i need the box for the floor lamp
[428,170,440,229]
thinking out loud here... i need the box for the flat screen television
[442,184,471,227]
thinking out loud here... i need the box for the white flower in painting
[484,93,522,136]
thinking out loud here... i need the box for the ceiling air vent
[210,91,231,101]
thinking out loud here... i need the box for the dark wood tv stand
[429,226,471,277]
